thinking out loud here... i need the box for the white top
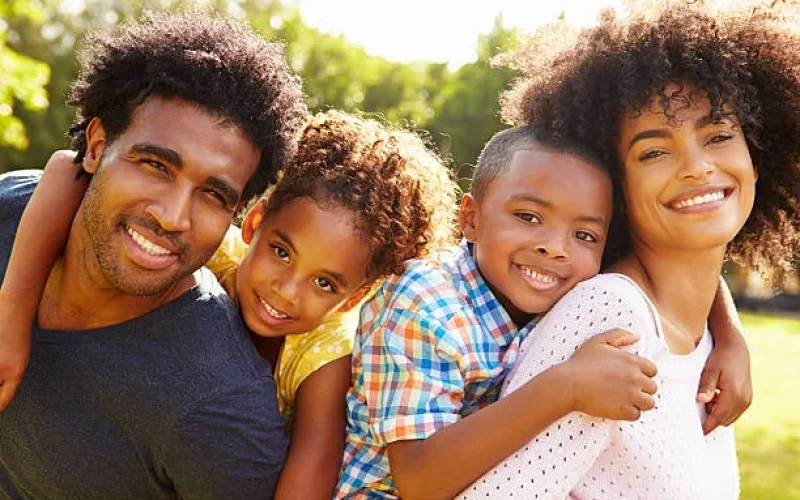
[459,273,739,500]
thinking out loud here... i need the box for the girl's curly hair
[68,11,308,203]
[264,110,460,279]
[500,1,799,274]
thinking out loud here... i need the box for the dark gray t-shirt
[0,171,288,499]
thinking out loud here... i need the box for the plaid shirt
[335,242,537,499]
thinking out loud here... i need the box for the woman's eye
[575,230,598,243]
[314,277,335,293]
[708,133,733,145]
[638,149,666,161]
[271,245,290,263]
[515,212,541,224]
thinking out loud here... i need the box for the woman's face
[617,85,757,254]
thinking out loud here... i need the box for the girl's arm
[700,276,752,434]
[274,356,350,500]
[0,150,88,410]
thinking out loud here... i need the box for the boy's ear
[83,117,107,174]
[241,199,266,244]
[459,193,479,242]
[338,285,372,313]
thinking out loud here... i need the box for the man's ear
[338,285,372,313]
[241,199,266,244]
[459,193,479,242]
[83,117,107,174]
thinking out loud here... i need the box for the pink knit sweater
[459,273,739,500]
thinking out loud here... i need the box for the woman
[461,2,799,498]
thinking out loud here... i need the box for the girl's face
[235,197,371,338]
[617,84,757,254]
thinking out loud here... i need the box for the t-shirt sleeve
[162,379,289,499]
[363,308,472,445]
[204,226,247,300]
[459,275,657,499]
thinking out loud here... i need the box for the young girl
[0,110,459,499]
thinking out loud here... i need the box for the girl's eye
[514,212,541,224]
[575,230,598,243]
[313,277,336,293]
[638,149,666,161]
[271,245,290,263]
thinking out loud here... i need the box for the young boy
[335,126,750,499]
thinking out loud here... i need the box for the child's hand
[564,328,658,421]
[697,333,752,435]
[0,291,32,411]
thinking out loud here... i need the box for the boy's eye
[514,212,541,224]
[271,244,290,263]
[575,230,598,243]
[313,277,336,293]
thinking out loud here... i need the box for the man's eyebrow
[130,143,183,168]
[206,176,241,205]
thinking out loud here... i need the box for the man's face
[80,95,260,296]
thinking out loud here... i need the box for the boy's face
[236,197,371,337]
[461,149,613,326]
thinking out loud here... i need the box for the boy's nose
[535,237,568,260]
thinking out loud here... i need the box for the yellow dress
[205,226,363,427]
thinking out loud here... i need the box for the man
[0,11,307,498]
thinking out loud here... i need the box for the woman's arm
[700,276,752,434]
[457,275,658,499]
[0,150,87,410]
[274,356,350,500]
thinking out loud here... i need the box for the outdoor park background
[1,0,798,498]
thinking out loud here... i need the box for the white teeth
[259,297,289,319]
[673,191,725,210]
[127,227,171,256]
[519,266,557,283]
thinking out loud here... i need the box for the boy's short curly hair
[264,110,460,279]
[501,1,799,272]
[68,11,308,203]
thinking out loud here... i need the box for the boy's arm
[699,276,752,434]
[372,317,655,500]
[274,356,350,500]
[0,151,87,410]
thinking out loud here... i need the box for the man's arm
[0,151,87,410]
[700,276,752,434]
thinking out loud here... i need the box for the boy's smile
[460,148,613,326]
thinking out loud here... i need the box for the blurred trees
[0,0,519,181]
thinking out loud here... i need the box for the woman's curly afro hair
[501,0,799,274]
[68,10,308,203]
[264,110,460,279]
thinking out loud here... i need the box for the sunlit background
[1,1,798,498]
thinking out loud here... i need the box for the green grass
[738,313,800,500]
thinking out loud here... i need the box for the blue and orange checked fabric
[335,241,538,499]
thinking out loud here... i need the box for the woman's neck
[611,241,726,353]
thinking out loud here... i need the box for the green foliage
[0,0,49,151]
[737,313,800,499]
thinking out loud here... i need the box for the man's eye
[313,277,335,293]
[271,245,290,262]
[575,230,598,243]
[515,212,541,223]
[144,160,168,172]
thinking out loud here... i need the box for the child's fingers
[634,391,656,412]
[598,328,640,348]
[696,366,720,404]
[636,356,658,379]
[641,375,658,396]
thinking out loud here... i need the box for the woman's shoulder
[558,273,653,315]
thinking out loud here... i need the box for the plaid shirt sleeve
[359,290,474,446]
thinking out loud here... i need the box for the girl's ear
[83,117,107,174]
[459,193,479,242]
[338,285,372,313]
[241,199,266,244]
